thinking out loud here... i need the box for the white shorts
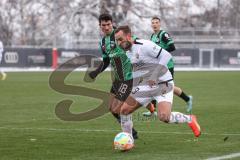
[131,81,174,107]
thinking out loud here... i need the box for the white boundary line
[0,127,240,136]
[205,152,240,160]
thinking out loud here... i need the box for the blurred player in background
[0,40,7,80]
[114,25,201,139]
[142,16,193,117]
[87,13,138,139]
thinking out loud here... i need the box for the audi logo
[4,52,19,63]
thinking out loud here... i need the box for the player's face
[151,19,161,33]
[115,30,132,51]
[99,20,113,35]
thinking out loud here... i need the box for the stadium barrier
[0,47,240,70]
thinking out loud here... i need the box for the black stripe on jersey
[150,33,154,40]
[156,48,162,58]
[113,57,124,80]
[134,39,143,45]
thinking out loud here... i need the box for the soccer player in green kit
[143,16,193,116]
[88,13,138,139]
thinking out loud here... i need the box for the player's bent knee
[109,100,123,114]
[109,104,120,114]
[120,105,131,115]
[158,113,170,123]
[110,106,120,114]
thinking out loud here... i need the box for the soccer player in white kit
[114,26,201,140]
[0,40,7,80]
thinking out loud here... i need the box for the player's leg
[156,82,201,137]
[157,101,201,137]
[121,84,155,138]
[174,86,192,113]
[169,67,192,113]
[109,80,139,139]
[109,94,140,139]
[109,93,121,123]
[143,65,174,116]
[142,101,156,117]
[0,52,6,80]
[0,71,7,80]
[157,101,190,123]
[120,95,141,135]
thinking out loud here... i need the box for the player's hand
[147,80,156,88]
[84,70,97,83]
[89,71,98,79]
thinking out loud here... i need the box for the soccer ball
[113,132,134,151]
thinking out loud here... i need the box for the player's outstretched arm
[89,57,110,79]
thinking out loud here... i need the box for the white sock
[169,112,191,123]
[120,114,133,135]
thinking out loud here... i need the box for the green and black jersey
[100,30,132,81]
[150,30,175,51]
[150,30,175,69]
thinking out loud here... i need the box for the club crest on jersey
[164,33,170,39]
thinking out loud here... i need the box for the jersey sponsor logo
[133,60,144,68]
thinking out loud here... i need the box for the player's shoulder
[135,39,160,54]
[160,30,171,38]
[135,39,155,47]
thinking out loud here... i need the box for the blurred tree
[0,0,238,46]
[100,0,132,25]
[0,0,16,45]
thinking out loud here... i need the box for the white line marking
[0,127,240,136]
[205,152,240,160]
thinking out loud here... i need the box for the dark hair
[98,13,112,24]
[115,25,131,35]
[151,16,161,22]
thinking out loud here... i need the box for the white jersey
[127,39,173,85]
[127,39,174,107]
